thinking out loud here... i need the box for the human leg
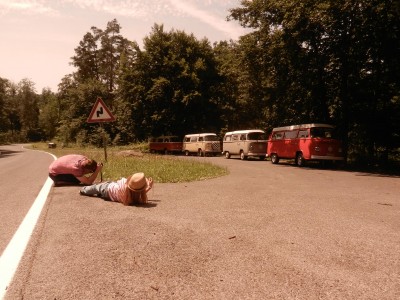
[80,182,111,199]
[49,174,80,186]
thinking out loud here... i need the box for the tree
[117,24,223,141]
[38,88,59,140]
[16,79,42,141]
[229,0,400,162]
[0,77,10,133]
[71,19,134,94]
[58,19,137,144]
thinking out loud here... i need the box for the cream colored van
[183,133,221,156]
[222,129,267,160]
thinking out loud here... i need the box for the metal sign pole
[101,122,108,162]
[87,97,116,183]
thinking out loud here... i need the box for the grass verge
[31,143,228,183]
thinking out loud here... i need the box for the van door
[230,134,239,155]
[238,134,247,155]
[223,134,233,155]
[283,130,299,158]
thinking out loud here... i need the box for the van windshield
[247,132,267,140]
[310,127,336,139]
[204,135,219,141]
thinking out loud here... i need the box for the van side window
[298,130,308,138]
[240,134,246,141]
[190,137,197,142]
[224,135,231,142]
[232,135,239,141]
[198,137,203,142]
[284,130,298,139]
[273,132,284,140]
[185,137,190,142]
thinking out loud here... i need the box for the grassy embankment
[31,142,228,183]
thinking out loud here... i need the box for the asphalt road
[0,144,53,255]
[1,146,400,299]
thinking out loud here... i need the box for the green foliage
[116,24,223,141]
[229,0,400,163]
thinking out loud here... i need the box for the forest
[0,0,399,166]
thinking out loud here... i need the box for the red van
[267,124,344,166]
[149,136,183,154]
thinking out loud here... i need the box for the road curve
[3,154,400,300]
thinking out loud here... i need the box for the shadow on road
[0,148,22,159]
[265,159,400,178]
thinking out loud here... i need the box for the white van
[222,129,267,160]
[183,133,221,156]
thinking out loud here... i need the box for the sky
[0,0,251,93]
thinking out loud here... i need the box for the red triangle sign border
[87,97,116,123]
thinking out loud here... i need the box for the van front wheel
[185,150,190,156]
[225,152,230,159]
[271,153,279,164]
[198,149,204,157]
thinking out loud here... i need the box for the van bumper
[248,152,267,157]
[311,155,344,160]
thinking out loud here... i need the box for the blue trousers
[80,182,111,200]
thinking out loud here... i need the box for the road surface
[1,146,399,299]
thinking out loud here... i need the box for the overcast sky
[0,0,251,92]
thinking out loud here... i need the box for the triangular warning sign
[87,97,116,123]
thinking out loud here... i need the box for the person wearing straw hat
[79,172,153,206]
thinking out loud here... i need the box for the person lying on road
[79,172,154,206]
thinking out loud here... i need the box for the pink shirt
[49,154,87,177]
[107,178,130,203]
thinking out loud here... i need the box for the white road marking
[0,152,56,300]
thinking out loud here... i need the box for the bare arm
[77,164,103,185]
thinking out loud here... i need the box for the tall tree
[229,0,400,162]
[117,24,223,141]
[17,79,41,140]
[38,88,59,140]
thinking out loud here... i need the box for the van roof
[184,133,217,137]
[224,129,265,135]
[271,123,334,132]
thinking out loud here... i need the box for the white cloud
[0,0,248,91]
[167,0,246,39]
[1,0,246,38]
[0,0,57,15]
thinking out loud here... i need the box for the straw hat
[126,172,148,192]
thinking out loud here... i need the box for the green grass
[31,143,228,183]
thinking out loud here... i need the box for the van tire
[185,150,190,156]
[271,153,279,164]
[296,153,305,167]
[225,152,230,159]
[198,149,204,157]
[240,151,247,160]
